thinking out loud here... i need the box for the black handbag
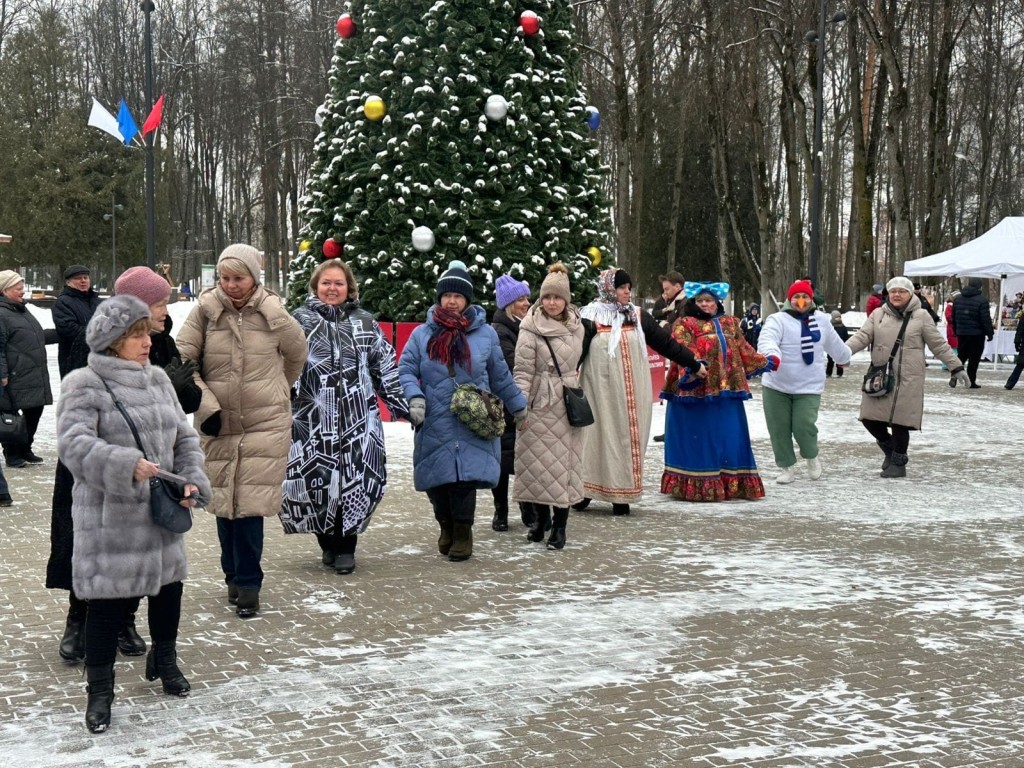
[862,312,911,398]
[101,381,195,533]
[0,411,28,444]
[543,336,594,428]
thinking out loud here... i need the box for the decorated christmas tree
[290,0,612,319]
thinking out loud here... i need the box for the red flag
[142,94,165,136]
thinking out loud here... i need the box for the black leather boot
[59,614,86,662]
[877,439,894,471]
[145,641,190,697]
[520,502,536,528]
[490,505,509,532]
[546,507,568,550]
[236,587,260,618]
[527,505,550,543]
[85,664,115,733]
[437,515,454,555]
[117,612,147,656]
[448,523,473,561]
[612,503,631,516]
[227,583,239,605]
[880,452,908,478]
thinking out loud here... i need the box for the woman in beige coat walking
[512,264,585,550]
[176,244,307,616]
[846,276,969,478]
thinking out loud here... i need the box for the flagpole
[142,0,156,269]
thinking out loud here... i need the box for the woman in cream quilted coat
[512,264,585,550]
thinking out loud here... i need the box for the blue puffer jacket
[398,305,527,492]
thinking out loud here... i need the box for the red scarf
[427,305,472,372]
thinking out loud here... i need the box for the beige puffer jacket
[512,304,585,508]
[846,294,961,430]
[176,286,307,518]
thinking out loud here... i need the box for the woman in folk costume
[512,264,585,550]
[398,260,527,562]
[577,268,706,516]
[280,259,408,575]
[660,281,774,502]
[757,279,852,484]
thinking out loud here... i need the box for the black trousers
[862,419,910,454]
[4,405,43,460]
[216,516,264,589]
[1006,355,1024,389]
[426,482,477,525]
[491,470,511,513]
[85,581,182,667]
[957,335,985,385]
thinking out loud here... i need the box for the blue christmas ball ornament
[585,106,600,131]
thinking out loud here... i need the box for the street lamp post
[141,0,157,269]
[806,3,846,289]
[103,196,124,292]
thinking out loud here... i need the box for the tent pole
[993,275,1006,371]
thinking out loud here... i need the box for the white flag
[87,98,123,142]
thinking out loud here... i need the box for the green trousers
[761,387,821,468]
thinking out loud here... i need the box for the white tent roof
[0,233,11,244]
[904,217,1024,278]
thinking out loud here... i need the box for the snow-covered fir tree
[290,0,612,319]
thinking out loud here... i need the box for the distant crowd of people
[0,252,1010,735]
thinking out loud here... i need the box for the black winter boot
[85,664,115,733]
[236,588,260,618]
[527,505,551,543]
[490,504,509,532]
[547,507,568,550]
[59,614,86,663]
[117,612,147,656]
[877,440,894,471]
[227,583,239,605]
[448,523,474,561]
[612,503,631,516]
[520,502,536,528]
[145,641,191,697]
[571,498,591,511]
[437,515,455,555]
[880,452,908,478]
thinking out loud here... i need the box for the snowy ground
[0,300,1021,767]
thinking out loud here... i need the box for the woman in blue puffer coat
[398,261,527,562]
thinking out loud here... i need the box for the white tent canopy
[904,216,1024,279]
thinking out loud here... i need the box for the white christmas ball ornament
[412,226,435,252]
[484,94,508,121]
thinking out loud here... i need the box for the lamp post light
[805,3,847,289]
[103,196,124,292]
[141,0,157,269]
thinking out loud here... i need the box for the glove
[950,367,970,388]
[987,334,994,342]
[766,355,781,372]
[513,409,528,426]
[200,412,222,437]
[163,357,198,391]
[408,397,425,427]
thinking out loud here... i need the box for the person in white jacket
[757,280,852,484]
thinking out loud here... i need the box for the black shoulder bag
[862,312,912,397]
[101,381,195,533]
[543,336,595,428]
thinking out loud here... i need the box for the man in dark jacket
[651,272,685,327]
[1004,311,1024,390]
[52,265,102,379]
[951,277,994,388]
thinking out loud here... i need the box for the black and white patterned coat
[280,298,408,537]
[57,353,212,600]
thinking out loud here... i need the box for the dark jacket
[52,286,102,378]
[0,297,57,411]
[491,307,521,472]
[1014,313,1024,353]
[951,284,994,339]
[149,315,202,414]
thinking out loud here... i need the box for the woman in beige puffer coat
[846,276,969,479]
[176,244,307,617]
[512,264,586,550]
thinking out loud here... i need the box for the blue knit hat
[495,274,530,309]
[436,260,475,304]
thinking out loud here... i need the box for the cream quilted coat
[512,305,586,508]
[176,286,307,519]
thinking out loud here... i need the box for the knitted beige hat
[539,263,571,303]
[0,270,24,293]
[218,244,263,284]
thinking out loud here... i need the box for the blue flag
[116,99,138,145]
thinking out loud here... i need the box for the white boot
[776,467,796,484]
[807,457,822,480]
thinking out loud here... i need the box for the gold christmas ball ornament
[363,96,387,121]
[587,246,602,266]
[299,239,312,253]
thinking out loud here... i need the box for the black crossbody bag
[862,312,912,397]
[542,336,594,428]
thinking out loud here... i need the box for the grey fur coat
[57,353,212,600]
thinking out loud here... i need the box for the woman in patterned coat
[661,282,774,502]
[280,259,408,574]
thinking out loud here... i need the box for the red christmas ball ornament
[520,10,540,36]
[322,239,343,259]
[335,13,357,39]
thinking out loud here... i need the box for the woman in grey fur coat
[57,295,212,734]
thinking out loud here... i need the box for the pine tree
[291,0,612,319]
